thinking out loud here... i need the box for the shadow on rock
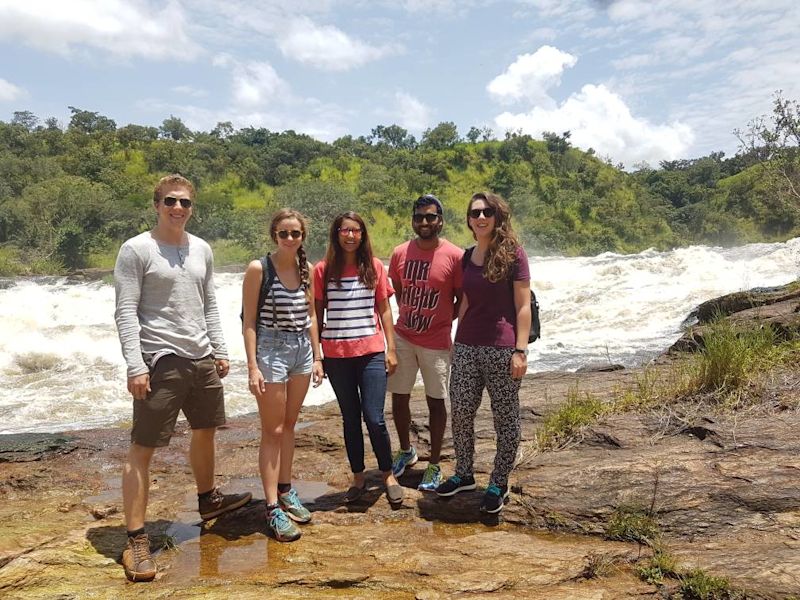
[417,492,502,526]
[86,518,173,561]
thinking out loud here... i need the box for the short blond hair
[153,174,195,204]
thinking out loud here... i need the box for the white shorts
[387,334,451,400]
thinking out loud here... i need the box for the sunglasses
[163,196,193,208]
[277,229,303,240]
[412,213,439,224]
[468,206,496,219]
[338,227,363,236]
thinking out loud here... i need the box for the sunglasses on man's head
[412,213,439,224]
[277,229,303,240]
[468,206,496,219]
[163,196,192,208]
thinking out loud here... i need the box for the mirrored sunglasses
[277,229,303,240]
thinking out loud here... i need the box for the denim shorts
[257,328,313,383]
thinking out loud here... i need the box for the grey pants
[449,343,521,487]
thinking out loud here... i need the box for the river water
[1,237,797,434]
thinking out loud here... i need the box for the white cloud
[276,16,398,71]
[487,46,577,106]
[171,85,208,98]
[0,0,201,60]
[0,78,25,102]
[495,84,694,167]
[392,92,432,132]
[231,61,290,107]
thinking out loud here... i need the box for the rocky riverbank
[1,285,799,599]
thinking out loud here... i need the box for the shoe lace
[422,465,439,484]
[132,536,151,562]
[207,487,223,506]
[281,489,300,507]
[270,509,291,531]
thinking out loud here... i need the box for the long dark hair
[467,192,521,283]
[269,208,310,297]
[324,211,377,290]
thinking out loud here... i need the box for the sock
[197,488,214,501]
[127,527,145,539]
[265,502,280,512]
[401,447,412,453]
[277,482,291,494]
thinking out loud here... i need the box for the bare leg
[391,392,412,450]
[122,443,156,531]
[426,395,447,464]
[257,383,287,505]
[190,427,217,494]
[278,374,311,484]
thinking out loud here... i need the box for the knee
[262,423,285,439]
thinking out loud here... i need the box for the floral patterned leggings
[449,343,521,488]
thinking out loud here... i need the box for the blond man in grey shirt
[114,174,251,582]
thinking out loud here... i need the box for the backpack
[239,253,277,325]
[462,247,541,343]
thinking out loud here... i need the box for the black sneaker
[198,487,252,520]
[480,484,509,513]
[435,474,477,497]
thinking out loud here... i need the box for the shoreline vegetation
[1,93,798,276]
[1,283,799,597]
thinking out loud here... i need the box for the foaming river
[1,238,797,434]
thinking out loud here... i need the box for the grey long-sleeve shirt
[114,232,228,378]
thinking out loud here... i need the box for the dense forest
[0,94,798,275]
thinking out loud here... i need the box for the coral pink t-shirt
[313,257,393,359]
[389,239,463,350]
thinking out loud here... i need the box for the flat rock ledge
[1,283,799,599]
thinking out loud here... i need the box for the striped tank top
[259,279,311,332]
[321,275,378,341]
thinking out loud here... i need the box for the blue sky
[0,0,798,166]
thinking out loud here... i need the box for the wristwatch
[513,348,529,356]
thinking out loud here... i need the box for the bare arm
[377,297,397,375]
[308,268,324,387]
[511,279,531,379]
[242,259,265,398]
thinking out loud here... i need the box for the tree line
[0,95,798,275]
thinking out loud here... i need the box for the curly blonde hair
[466,192,521,283]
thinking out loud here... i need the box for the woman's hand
[312,359,325,388]
[248,367,267,399]
[510,351,528,380]
[385,349,398,376]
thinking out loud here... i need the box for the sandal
[344,485,366,504]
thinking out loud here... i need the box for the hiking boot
[121,533,156,582]
[480,484,510,514]
[417,463,442,492]
[391,447,418,477]
[435,474,477,497]
[198,487,252,521]
[266,506,301,542]
[279,488,312,523]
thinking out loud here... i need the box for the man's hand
[127,373,151,401]
[215,359,230,379]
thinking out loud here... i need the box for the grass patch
[605,504,660,546]
[210,239,252,267]
[581,552,618,579]
[637,548,679,585]
[534,387,605,451]
[0,246,26,276]
[86,241,122,270]
[679,568,737,599]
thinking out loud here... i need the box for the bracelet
[313,358,323,362]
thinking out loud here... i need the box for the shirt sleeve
[113,243,148,378]
[375,258,392,302]
[513,246,530,281]
[313,261,325,300]
[202,245,228,360]
[388,246,400,282]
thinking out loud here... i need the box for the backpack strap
[461,246,475,271]
[256,253,278,329]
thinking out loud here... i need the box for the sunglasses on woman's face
[163,196,192,208]
[468,206,496,219]
[412,213,439,224]
[338,227,363,237]
[277,229,303,240]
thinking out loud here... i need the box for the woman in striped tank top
[313,212,404,506]
[242,209,324,542]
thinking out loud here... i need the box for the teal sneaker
[391,447,418,477]
[279,488,312,523]
[266,507,301,542]
[417,463,442,491]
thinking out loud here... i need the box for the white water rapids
[1,238,797,434]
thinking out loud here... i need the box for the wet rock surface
[1,284,799,598]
